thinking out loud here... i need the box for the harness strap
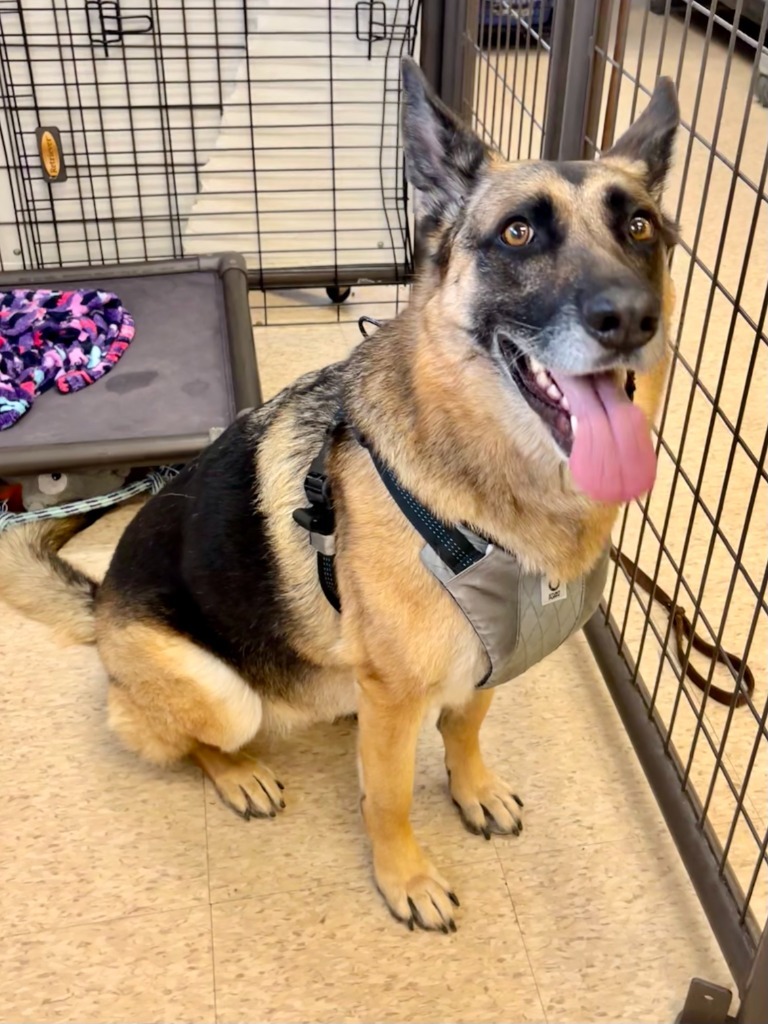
[366,448,484,576]
[611,548,755,708]
[292,417,485,610]
[292,414,345,612]
[294,426,753,711]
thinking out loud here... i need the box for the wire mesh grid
[463,0,768,945]
[0,0,418,326]
[467,0,554,159]
[0,0,765,945]
[593,0,768,942]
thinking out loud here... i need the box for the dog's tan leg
[108,683,283,819]
[439,690,523,839]
[101,617,285,820]
[357,678,458,932]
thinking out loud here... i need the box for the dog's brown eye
[629,215,654,243]
[501,219,534,247]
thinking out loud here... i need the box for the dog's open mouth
[506,349,575,455]
[498,337,655,504]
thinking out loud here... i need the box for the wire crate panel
[459,0,768,979]
[588,0,768,944]
[0,0,416,274]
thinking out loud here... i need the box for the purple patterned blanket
[0,288,134,430]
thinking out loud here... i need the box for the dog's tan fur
[0,62,678,931]
[0,517,97,644]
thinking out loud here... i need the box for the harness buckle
[292,504,333,535]
[304,469,331,507]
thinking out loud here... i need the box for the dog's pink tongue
[550,371,656,503]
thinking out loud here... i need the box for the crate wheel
[326,285,351,304]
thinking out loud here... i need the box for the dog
[0,59,678,932]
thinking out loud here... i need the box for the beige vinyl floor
[2,5,767,1024]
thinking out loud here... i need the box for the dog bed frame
[0,254,261,475]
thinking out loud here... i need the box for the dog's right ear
[401,57,489,225]
[603,77,679,197]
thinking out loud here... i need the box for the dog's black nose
[581,286,660,351]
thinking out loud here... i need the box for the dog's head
[401,58,679,505]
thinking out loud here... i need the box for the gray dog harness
[293,417,609,689]
[420,527,609,688]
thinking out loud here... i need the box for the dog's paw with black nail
[207,754,286,820]
[374,845,459,933]
[448,766,523,839]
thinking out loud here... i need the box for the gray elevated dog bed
[0,254,261,475]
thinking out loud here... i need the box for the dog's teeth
[535,370,551,390]
[547,383,561,401]
[570,415,578,435]
[528,357,545,374]
[560,394,570,411]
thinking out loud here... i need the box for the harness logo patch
[541,576,567,605]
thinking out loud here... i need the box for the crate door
[181,0,415,272]
[0,0,245,270]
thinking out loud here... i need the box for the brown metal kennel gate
[418,0,768,1019]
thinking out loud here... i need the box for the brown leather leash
[610,548,756,709]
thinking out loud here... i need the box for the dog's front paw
[449,766,524,839]
[374,846,459,933]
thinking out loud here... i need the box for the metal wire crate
[1,0,766,1016]
[0,0,418,321]
[427,0,768,1018]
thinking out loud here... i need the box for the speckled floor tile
[0,905,215,1024]
[0,716,209,935]
[482,633,667,853]
[499,831,729,981]
[539,952,734,1024]
[3,16,766,1021]
[249,321,353,398]
[211,860,545,1024]
[0,597,209,936]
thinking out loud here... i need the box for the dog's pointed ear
[603,77,679,195]
[401,57,489,224]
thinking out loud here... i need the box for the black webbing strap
[293,415,486,612]
[365,448,484,576]
[292,335,640,616]
[292,414,345,612]
[611,547,755,709]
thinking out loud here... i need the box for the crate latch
[86,0,153,56]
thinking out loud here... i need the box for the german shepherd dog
[0,60,678,931]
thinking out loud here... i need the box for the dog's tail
[0,517,99,644]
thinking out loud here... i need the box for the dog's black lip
[497,336,574,456]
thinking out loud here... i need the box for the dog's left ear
[603,77,679,196]
[401,57,489,224]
